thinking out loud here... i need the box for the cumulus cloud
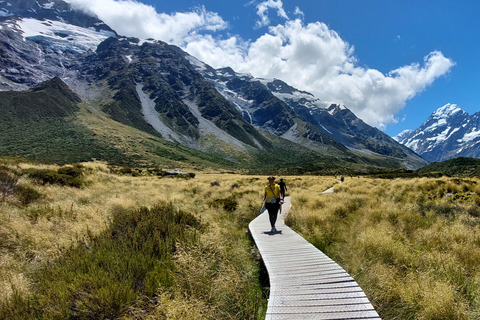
[65,0,227,44]
[64,0,455,129]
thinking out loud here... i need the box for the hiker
[340,175,344,183]
[263,176,284,233]
[278,178,288,199]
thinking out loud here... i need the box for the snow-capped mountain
[0,0,428,170]
[0,0,116,89]
[394,104,480,162]
[1,0,271,154]
[187,55,427,168]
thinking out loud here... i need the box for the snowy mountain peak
[395,103,480,162]
[393,129,413,143]
[432,103,463,119]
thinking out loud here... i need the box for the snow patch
[320,124,332,135]
[185,54,207,71]
[426,127,450,144]
[17,18,115,53]
[42,2,55,9]
[432,103,462,118]
[459,129,480,143]
[138,38,156,46]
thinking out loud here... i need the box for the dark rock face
[191,59,426,167]
[195,64,347,152]
[78,37,269,147]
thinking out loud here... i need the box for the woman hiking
[262,176,284,233]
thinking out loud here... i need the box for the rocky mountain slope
[394,104,480,162]
[186,55,427,168]
[0,0,428,171]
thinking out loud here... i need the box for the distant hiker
[278,178,288,199]
[340,175,344,183]
[263,176,284,233]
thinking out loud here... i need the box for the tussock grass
[8,166,479,319]
[0,161,267,319]
[286,176,480,319]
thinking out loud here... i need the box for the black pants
[266,202,280,227]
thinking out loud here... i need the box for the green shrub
[15,184,42,205]
[22,168,56,185]
[1,203,204,319]
[210,197,238,212]
[55,174,83,188]
[23,167,84,188]
[57,164,83,178]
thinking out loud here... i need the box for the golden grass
[0,162,272,319]
[5,164,480,319]
[286,176,480,319]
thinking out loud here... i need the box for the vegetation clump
[23,164,85,187]
[14,184,42,205]
[210,197,238,212]
[1,203,203,319]
[0,169,18,201]
[0,166,42,204]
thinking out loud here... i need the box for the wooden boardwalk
[249,197,380,320]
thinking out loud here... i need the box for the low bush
[57,163,83,178]
[1,203,204,319]
[14,184,42,205]
[23,166,84,188]
[210,197,238,212]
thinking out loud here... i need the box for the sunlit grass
[0,162,268,319]
[286,176,480,319]
[4,163,480,319]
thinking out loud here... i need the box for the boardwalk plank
[249,197,381,319]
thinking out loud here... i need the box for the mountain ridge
[0,0,428,171]
[186,53,427,169]
[394,103,480,162]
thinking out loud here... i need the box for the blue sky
[67,0,479,137]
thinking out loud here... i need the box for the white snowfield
[17,18,115,53]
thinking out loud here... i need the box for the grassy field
[287,176,480,319]
[0,161,269,319]
[2,161,480,319]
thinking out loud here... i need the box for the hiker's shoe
[271,227,277,233]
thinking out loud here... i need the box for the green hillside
[0,78,232,169]
[417,157,480,177]
[0,77,421,173]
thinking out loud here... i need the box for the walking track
[249,196,381,319]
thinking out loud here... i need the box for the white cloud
[65,0,227,44]
[294,6,305,19]
[253,0,289,28]
[64,0,455,130]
